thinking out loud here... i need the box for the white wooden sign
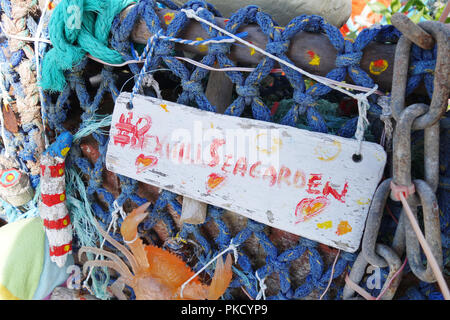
[106,92,387,252]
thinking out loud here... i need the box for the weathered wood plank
[180,71,234,225]
[106,92,387,252]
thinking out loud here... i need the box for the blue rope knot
[154,40,174,57]
[208,42,231,55]
[301,15,325,33]
[293,91,316,107]
[236,84,259,104]
[265,40,290,56]
[267,255,290,271]
[335,51,363,68]
[181,80,204,96]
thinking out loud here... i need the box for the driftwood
[50,287,99,300]
[122,6,402,93]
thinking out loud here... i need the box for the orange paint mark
[159,104,169,112]
[317,220,332,229]
[164,12,175,25]
[206,173,226,193]
[135,154,158,173]
[48,1,55,10]
[336,220,352,236]
[369,59,388,75]
[307,50,320,66]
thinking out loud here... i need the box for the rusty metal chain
[344,13,449,300]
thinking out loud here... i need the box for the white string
[354,85,379,155]
[319,249,340,300]
[82,200,124,294]
[179,240,239,298]
[255,271,267,300]
[181,8,379,100]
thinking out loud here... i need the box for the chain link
[352,15,448,300]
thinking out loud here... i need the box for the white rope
[34,0,51,149]
[255,271,267,300]
[354,85,379,155]
[181,8,380,154]
[181,8,380,100]
[377,95,393,148]
[1,24,385,98]
[179,240,239,298]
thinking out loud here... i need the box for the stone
[172,0,352,27]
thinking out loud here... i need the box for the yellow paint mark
[61,147,70,157]
[59,168,64,175]
[64,244,70,252]
[369,59,389,75]
[356,198,371,205]
[307,50,320,66]
[311,115,318,121]
[373,151,386,162]
[163,12,175,25]
[255,132,283,155]
[195,37,208,53]
[336,221,352,236]
[60,194,66,202]
[315,140,342,162]
[250,47,256,56]
[160,104,169,112]
[210,122,214,128]
[274,26,285,30]
[317,221,333,229]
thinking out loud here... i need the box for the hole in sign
[352,154,363,163]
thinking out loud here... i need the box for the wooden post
[180,71,234,224]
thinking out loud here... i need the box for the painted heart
[135,154,158,173]
[206,173,226,193]
[295,196,330,224]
